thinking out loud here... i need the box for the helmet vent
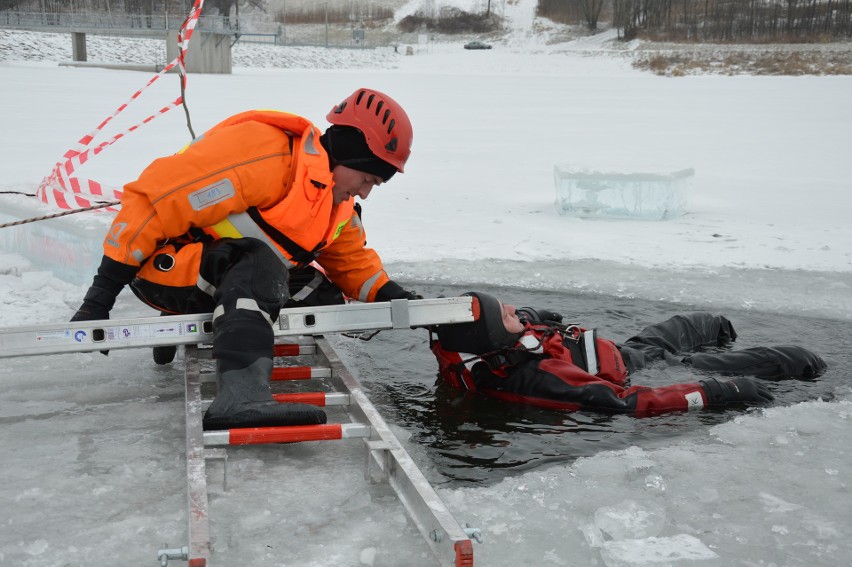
[366,94,376,108]
[375,101,384,115]
[387,119,395,133]
[355,91,366,104]
[333,101,347,114]
[385,137,398,152]
[382,110,391,124]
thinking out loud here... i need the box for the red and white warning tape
[35,0,206,213]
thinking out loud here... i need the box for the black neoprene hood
[436,292,524,355]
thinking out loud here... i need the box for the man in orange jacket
[71,88,418,430]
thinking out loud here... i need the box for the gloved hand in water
[516,307,564,326]
[699,376,774,406]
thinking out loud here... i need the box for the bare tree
[580,0,605,30]
[612,0,852,41]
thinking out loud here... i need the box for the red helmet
[327,88,413,173]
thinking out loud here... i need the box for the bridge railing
[0,11,235,32]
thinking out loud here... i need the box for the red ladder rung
[273,343,315,356]
[272,392,349,407]
[271,366,331,381]
[204,423,371,446]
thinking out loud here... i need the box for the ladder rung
[271,392,349,407]
[204,423,371,446]
[273,343,317,356]
[201,392,349,410]
[200,366,332,384]
[271,366,331,381]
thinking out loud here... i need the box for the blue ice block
[554,166,695,221]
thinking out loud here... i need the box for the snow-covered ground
[1,1,851,565]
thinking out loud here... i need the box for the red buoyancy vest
[431,324,628,390]
[532,326,628,386]
[432,324,709,417]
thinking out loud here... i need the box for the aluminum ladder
[0,298,480,566]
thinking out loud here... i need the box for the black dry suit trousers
[131,237,327,429]
[617,312,826,380]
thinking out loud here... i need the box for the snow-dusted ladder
[0,298,479,566]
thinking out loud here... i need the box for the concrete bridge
[0,11,236,73]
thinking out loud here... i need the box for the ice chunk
[554,166,695,220]
[0,197,109,286]
[359,547,377,566]
[594,499,666,540]
[601,534,718,566]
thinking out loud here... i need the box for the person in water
[430,292,826,417]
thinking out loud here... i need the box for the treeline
[397,6,500,34]
[273,4,394,25]
[539,0,852,41]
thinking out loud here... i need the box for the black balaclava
[320,125,397,182]
[436,292,525,355]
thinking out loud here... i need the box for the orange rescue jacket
[103,110,391,302]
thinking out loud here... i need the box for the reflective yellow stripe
[332,219,347,241]
[209,218,243,239]
[207,215,296,268]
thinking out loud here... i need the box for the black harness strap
[563,338,588,372]
[246,206,324,267]
[483,348,542,371]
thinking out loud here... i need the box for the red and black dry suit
[432,311,825,417]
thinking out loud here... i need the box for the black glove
[700,376,774,407]
[376,280,423,301]
[516,307,564,326]
[71,256,138,355]
[71,285,120,322]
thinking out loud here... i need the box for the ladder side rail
[0,313,217,357]
[314,336,473,566]
[184,345,213,565]
[0,298,473,358]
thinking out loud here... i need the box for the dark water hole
[332,282,852,487]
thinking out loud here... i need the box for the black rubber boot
[202,358,327,430]
[153,345,178,365]
[195,238,325,430]
[153,312,178,365]
[684,345,827,380]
